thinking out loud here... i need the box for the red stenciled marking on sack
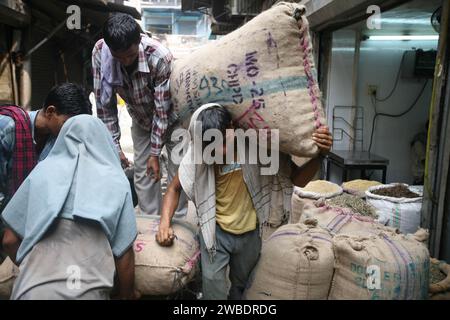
[235,105,270,130]
[134,240,146,253]
[298,16,322,129]
[181,250,201,273]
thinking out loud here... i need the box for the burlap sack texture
[134,215,200,296]
[299,203,381,235]
[170,2,326,157]
[429,258,450,300]
[0,257,19,299]
[245,222,335,300]
[329,231,430,300]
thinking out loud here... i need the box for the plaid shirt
[0,106,37,200]
[0,114,15,201]
[0,111,55,203]
[92,35,176,156]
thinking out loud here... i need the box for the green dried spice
[327,193,377,217]
[430,263,447,284]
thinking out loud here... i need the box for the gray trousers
[199,224,262,300]
[11,219,114,300]
[131,121,187,216]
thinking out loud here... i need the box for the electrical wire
[375,51,408,102]
[368,80,430,153]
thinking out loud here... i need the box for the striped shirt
[92,35,176,156]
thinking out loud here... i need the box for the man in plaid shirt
[92,13,187,216]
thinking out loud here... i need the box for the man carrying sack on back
[92,13,187,216]
[156,104,333,300]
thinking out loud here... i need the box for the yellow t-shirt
[214,163,257,234]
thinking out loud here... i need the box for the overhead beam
[302,0,411,31]
[0,0,31,27]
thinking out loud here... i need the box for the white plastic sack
[366,183,422,235]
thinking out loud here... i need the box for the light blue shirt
[0,110,56,203]
[2,115,137,262]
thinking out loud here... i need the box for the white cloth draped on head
[178,103,223,258]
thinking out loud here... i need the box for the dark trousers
[199,224,262,300]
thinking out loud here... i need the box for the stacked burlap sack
[0,215,200,299]
[134,215,200,296]
[0,257,18,299]
[246,222,334,299]
[293,181,423,235]
[245,220,430,300]
[170,2,327,158]
[429,258,450,300]
[246,179,432,300]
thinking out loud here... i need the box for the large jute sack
[0,257,19,299]
[366,184,423,234]
[170,2,326,157]
[261,224,280,241]
[245,222,334,300]
[289,192,316,224]
[329,231,430,300]
[299,202,381,235]
[429,258,450,300]
[134,215,200,296]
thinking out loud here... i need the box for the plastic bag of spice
[366,183,422,235]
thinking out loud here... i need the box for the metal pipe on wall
[351,30,361,151]
[422,0,450,259]
[10,30,21,105]
[19,58,32,109]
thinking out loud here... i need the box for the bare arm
[156,172,182,246]
[2,227,21,264]
[291,126,333,187]
[291,157,322,187]
[113,246,139,300]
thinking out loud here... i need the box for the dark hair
[197,105,232,149]
[43,83,92,116]
[103,13,141,51]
